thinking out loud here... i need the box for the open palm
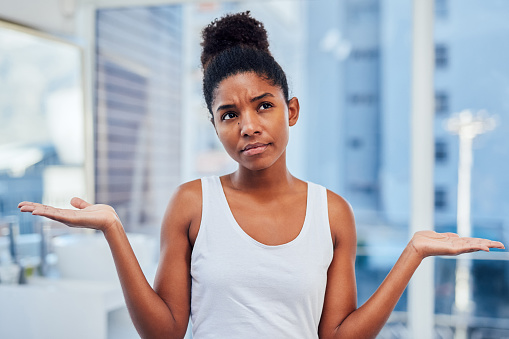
[18,197,120,233]
[410,230,505,259]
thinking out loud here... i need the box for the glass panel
[95,6,183,232]
[0,22,85,273]
[434,0,509,336]
[339,0,413,327]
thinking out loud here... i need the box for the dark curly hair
[201,11,290,121]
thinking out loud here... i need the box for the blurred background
[0,0,508,338]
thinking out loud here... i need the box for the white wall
[0,0,78,35]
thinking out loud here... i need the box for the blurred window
[351,48,379,61]
[434,187,448,210]
[435,140,448,163]
[435,91,449,114]
[434,1,509,335]
[348,138,364,149]
[94,6,183,233]
[0,22,86,235]
[435,0,449,19]
[349,94,378,105]
[435,44,449,69]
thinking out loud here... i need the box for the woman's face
[211,72,299,172]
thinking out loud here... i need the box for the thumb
[70,197,92,209]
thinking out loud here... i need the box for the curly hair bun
[201,11,270,68]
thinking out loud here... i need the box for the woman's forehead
[213,72,284,104]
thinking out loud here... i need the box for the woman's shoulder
[174,178,203,199]
[163,179,203,225]
[321,187,356,249]
[325,189,353,215]
[303,180,354,228]
[306,180,352,213]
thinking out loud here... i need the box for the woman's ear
[288,97,300,127]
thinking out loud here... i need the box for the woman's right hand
[18,197,121,233]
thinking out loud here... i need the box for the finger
[443,232,459,238]
[459,238,501,252]
[467,238,505,249]
[31,204,75,223]
[488,241,505,249]
[70,197,92,210]
[22,202,47,213]
[462,247,486,253]
[477,245,490,253]
[19,205,36,213]
[457,244,489,254]
[31,203,55,217]
[18,201,37,209]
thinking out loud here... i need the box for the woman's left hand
[409,230,505,259]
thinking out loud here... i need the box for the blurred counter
[0,277,136,339]
[0,232,158,339]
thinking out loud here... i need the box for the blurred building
[305,0,509,237]
[304,0,509,334]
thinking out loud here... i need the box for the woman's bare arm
[18,180,201,338]
[318,191,505,339]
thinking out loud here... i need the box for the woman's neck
[228,153,296,192]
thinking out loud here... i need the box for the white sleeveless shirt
[190,176,334,338]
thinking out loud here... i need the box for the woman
[18,12,504,339]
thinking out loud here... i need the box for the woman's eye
[259,102,273,110]
[222,112,237,120]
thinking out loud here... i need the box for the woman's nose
[240,111,261,136]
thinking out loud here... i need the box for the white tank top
[190,176,334,338]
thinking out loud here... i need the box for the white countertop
[0,277,138,339]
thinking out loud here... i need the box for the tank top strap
[200,176,223,218]
[194,176,225,251]
[306,182,333,246]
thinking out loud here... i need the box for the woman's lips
[241,143,269,156]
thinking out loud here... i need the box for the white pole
[181,4,195,183]
[454,133,473,339]
[75,2,97,204]
[409,0,435,338]
[457,133,473,239]
[446,110,496,339]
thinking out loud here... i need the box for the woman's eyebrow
[251,92,274,102]
[216,103,236,113]
[215,93,275,113]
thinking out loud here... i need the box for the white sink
[52,232,157,282]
